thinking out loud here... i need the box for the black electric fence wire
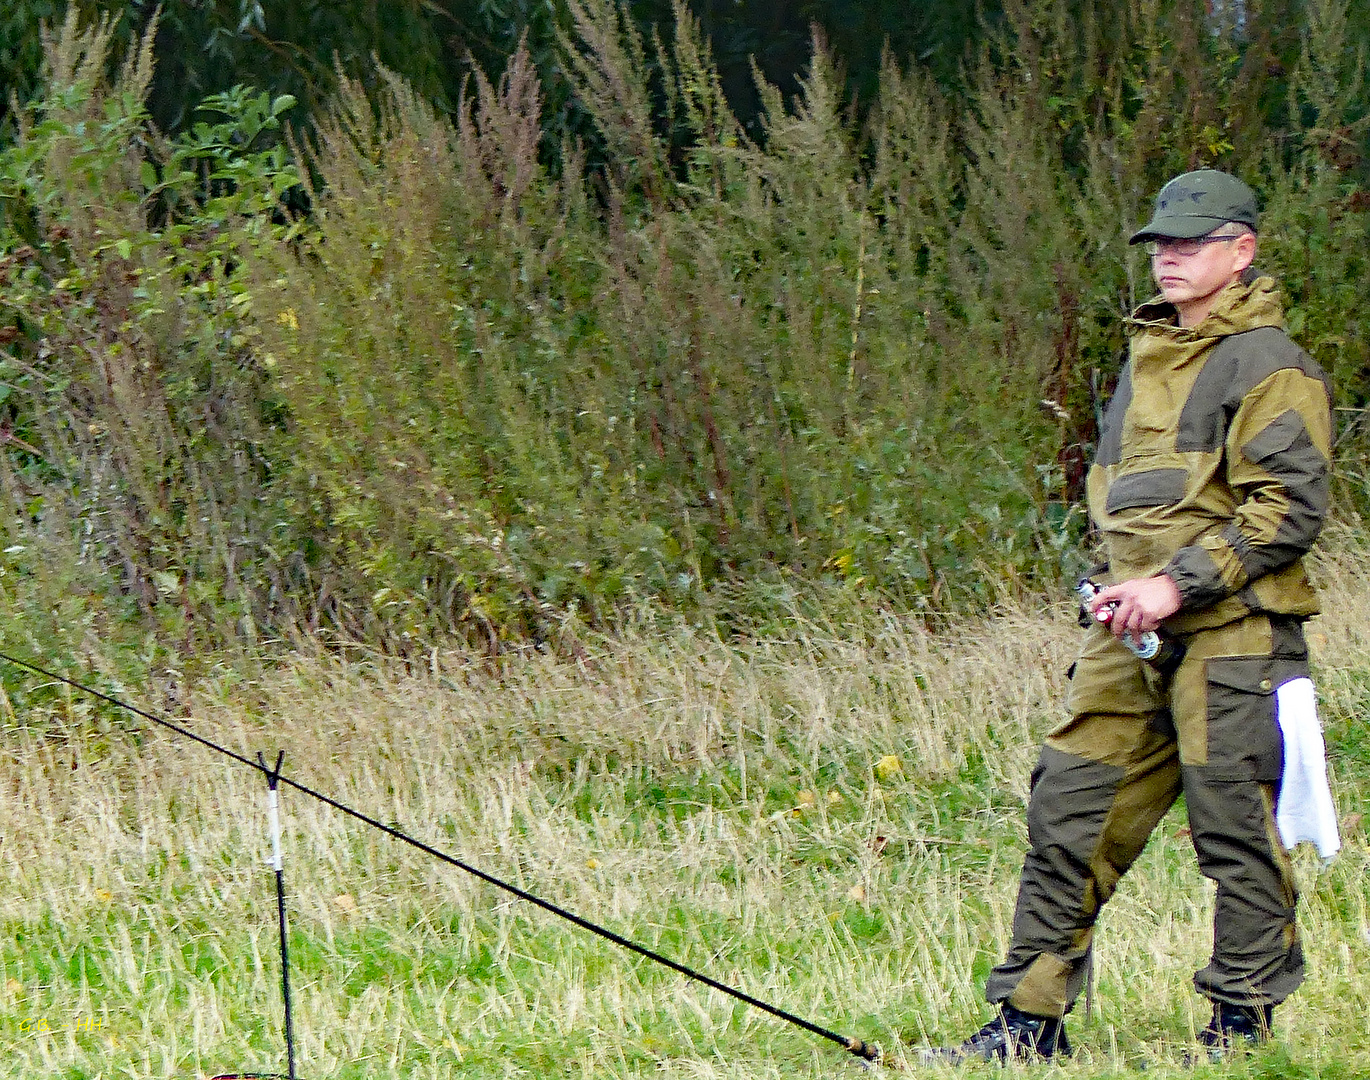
[0,652,886,1067]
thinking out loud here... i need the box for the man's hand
[1090,575,1182,639]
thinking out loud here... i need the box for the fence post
[259,750,298,1080]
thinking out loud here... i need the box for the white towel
[1274,677,1340,862]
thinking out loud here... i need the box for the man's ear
[1232,232,1258,274]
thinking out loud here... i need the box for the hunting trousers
[984,613,1308,1019]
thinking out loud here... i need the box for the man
[934,169,1335,1062]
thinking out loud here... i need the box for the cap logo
[1159,185,1209,210]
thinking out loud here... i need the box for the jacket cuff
[1163,546,1231,612]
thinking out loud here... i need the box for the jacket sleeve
[1163,365,1332,610]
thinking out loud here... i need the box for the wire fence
[0,651,886,1073]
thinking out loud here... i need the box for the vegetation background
[1,3,1368,1077]
[1,0,1368,673]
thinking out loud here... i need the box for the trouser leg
[984,710,1180,1018]
[1183,772,1302,1005]
[986,625,1178,1018]
[1171,616,1309,1006]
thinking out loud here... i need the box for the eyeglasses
[1144,233,1240,257]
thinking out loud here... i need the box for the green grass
[3,539,1369,1077]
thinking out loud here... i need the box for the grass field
[3,531,1368,1078]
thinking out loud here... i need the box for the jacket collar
[1127,268,1285,342]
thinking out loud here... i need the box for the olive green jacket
[1086,272,1333,633]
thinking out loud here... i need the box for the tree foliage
[2,0,1001,147]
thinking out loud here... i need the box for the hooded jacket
[1086,272,1333,633]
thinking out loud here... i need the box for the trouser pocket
[1203,656,1282,783]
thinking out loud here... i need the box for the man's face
[1148,230,1257,324]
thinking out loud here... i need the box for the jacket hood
[1127,269,1286,342]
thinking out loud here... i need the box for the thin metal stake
[1084,947,1096,1026]
[259,751,298,1080]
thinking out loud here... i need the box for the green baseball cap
[1129,169,1259,244]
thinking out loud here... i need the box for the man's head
[1131,169,1259,326]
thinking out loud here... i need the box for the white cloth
[1274,677,1340,862]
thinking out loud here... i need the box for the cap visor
[1128,215,1230,245]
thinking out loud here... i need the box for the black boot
[924,1003,1072,1063]
[1192,1001,1273,1062]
